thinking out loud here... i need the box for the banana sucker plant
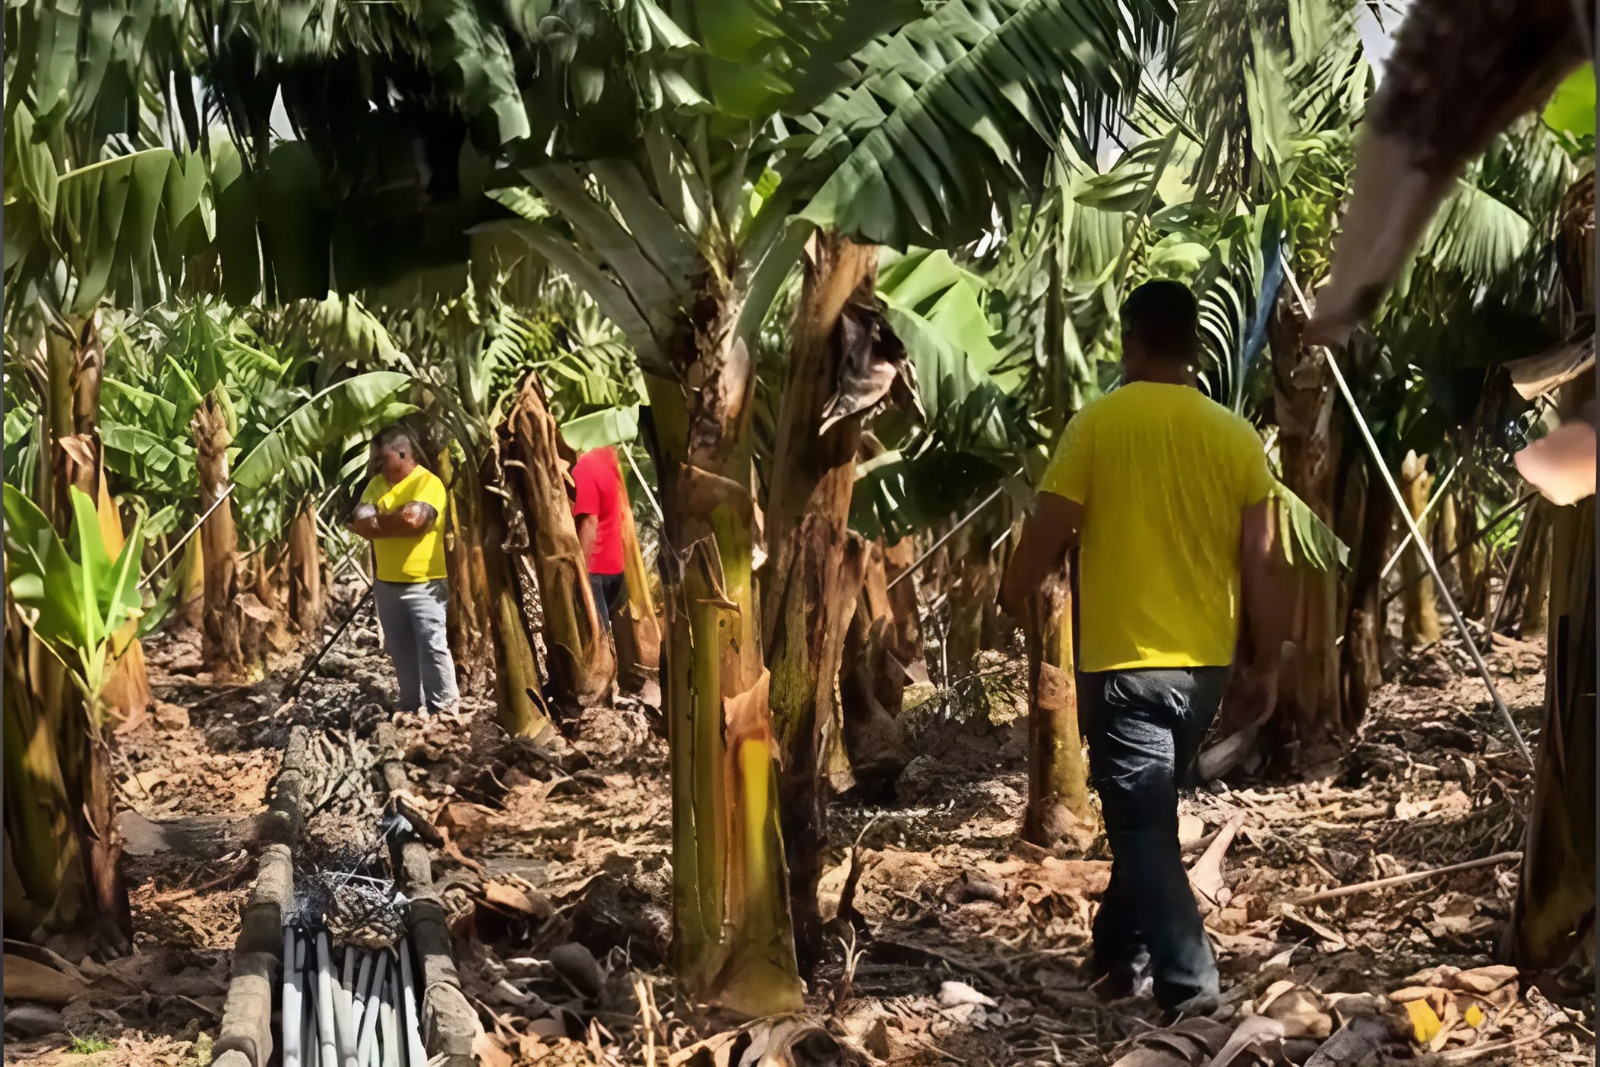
[3,484,145,948]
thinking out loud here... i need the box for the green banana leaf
[231,371,413,490]
[560,406,640,452]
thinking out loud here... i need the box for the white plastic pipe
[283,930,305,1067]
[333,942,358,1067]
[351,950,374,1038]
[397,941,427,1067]
[314,932,340,1067]
[379,965,401,1067]
[356,953,389,1067]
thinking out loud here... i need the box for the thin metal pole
[139,483,237,590]
[1379,455,1464,579]
[1280,252,1533,765]
[888,473,1020,591]
[282,589,374,702]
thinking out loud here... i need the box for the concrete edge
[375,723,477,1067]
[215,724,312,1067]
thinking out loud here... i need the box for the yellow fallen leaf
[1465,1004,1485,1028]
[1408,999,1443,1044]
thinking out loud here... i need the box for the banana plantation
[2,0,1594,1064]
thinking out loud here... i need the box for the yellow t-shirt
[360,466,449,583]
[1040,381,1274,672]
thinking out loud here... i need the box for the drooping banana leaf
[231,371,413,490]
[560,405,640,452]
[1273,479,1349,571]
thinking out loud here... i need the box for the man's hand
[348,503,381,540]
[348,501,436,540]
[1232,650,1280,727]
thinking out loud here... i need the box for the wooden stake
[1292,851,1521,905]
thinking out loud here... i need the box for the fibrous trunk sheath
[287,496,325,635]
[612,491,662,691]
[761,233,879,972]
[193,395,248,678]
[1023,564,1094,850]
[479,452,553,740]
[502,374,613,711]
[647,270,802,1015]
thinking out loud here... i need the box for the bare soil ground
[4,588,1594,1067]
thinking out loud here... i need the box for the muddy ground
[3,580,1594,1067]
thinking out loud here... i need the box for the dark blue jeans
[588,572,626,633]
[1081,667,1228,1010]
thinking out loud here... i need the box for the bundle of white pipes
[282,927,429,1067]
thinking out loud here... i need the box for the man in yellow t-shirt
[348,426,459,714]
[1001,280,1282,1017]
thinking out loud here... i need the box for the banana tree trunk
[440,451,495,688]
[1508,382,1595,968]
[1520,501,1552,636]
[12,315,136,949]
[177,536,205,630]
[3,603,78,932]
[1023,562,1094,849]
[1338,456,1390,728]
[840,537,918,799]
[1457,491,1493,619]
[287,497,325,635]
[946,523,997,695]
[502,375,613,711]
[479,451,554,740]
[761,234,879,972]
[1399,451,1442,646]
[192,394,248,678]
[645,273,802,1016]
[1262,299,1349,761]
[613,486,662,691]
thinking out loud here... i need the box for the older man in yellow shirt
[348,426,459,714]
[1002,280,1282,1018]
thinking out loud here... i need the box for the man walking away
[1001,280,1282,1017]
[572,446,629,631]
[349,426,460,714]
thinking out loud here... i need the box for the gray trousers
[372,579,460,712]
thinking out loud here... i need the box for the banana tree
[4,484,145,949]
[165,0,1178,1007]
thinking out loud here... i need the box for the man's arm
[1236,497,1284,720]
[1000,491,1084,620]
[575,513,598,567]
[348,502,437,541]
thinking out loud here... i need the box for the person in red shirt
[571,446,628,630]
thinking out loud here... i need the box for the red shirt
[572,447,625,575]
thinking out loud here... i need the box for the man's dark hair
[373,425,418,457]
[1120,280,1199,359]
